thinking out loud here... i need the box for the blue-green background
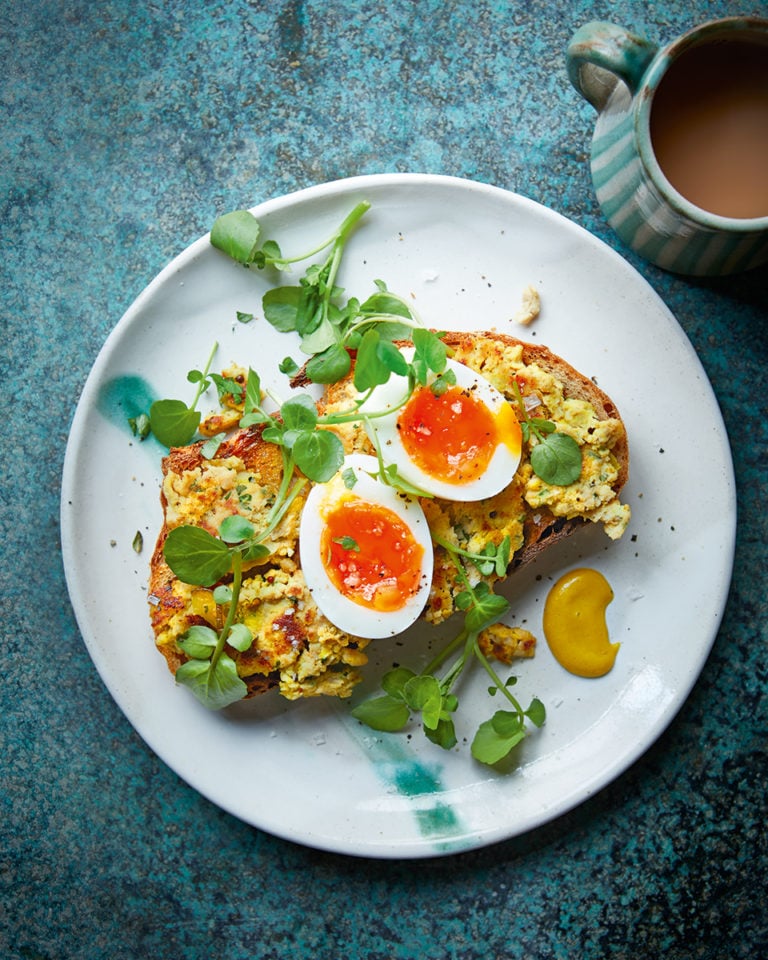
[3,2,766,957]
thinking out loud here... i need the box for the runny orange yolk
[396,384,522,484]
[320,496,425,612]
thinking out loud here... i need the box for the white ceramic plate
[61,174,736,858]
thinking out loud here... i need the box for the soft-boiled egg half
[361,349,522,501]
[299,454,434,638]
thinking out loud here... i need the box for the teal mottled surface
[2,1,767,958]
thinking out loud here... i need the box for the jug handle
[566,22,657,110]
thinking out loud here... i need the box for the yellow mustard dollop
[543,568,619,677]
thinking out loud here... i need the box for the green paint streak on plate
[339,711,471,852]
[97,375,162,449]
[391,759,463,842]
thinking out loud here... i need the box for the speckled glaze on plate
[60,174,736,858]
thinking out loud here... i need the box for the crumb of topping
[478,623,537,663]
[514,285,540,326]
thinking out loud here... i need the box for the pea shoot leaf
[350,694,410,732]
[305,343,351,384]
[403,675,443,729]
[149,399,201,448]
[219,515,256,544]
[381,666,416,699]
[354,329,399,391]
[359,287,413,320]
[177,625,219,660]
[471,711,527,765]
[208,373,244,404]
[410,327,448,384]
[226,623,254,652]
[200,433,225,459]
[424,716,457,750]
[333,535,360,552]
[530,432,582,486]
[255,239,284,269]
[163,526,232,586]
[210,210,262,265]
[263,286,304,332]
[281,394,318,432]
[463,583,510,634]
[292,428,345,482]
[175,653,248,710]
[525,698,547,728]
[241,541,272,564]
[299,316,338,356]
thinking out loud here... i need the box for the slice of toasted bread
[148,424,372,700]
[149,331,629,699]
[447,330,629,568]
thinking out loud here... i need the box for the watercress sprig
[350,544,545,766]
[430,531,512,577]
[165,517,268,709]
[149,342,219,447]
[210,201,371,272]
[164,366,334,708]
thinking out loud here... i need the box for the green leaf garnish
[210,210,262,265]
[471,711,526,765]
[333,535,360,552]
[200,433,225,459]
[226,623,254,652]
[163,526,232,587]
[175,653,248,711]
[304,343,351,384]
[292,428,345,482]
[351,538,545,766]
[530,431,582,486]
[403,675,443,729]
[511,379,582,485]
[149,342,218,448]
[177,625,219,660]
[381,666,416,698]
[281,393,318,433]
[263,285,305,331]
[279,356,300,377]
[350,695,410,732]
[148,399,201,448]
[219,515,256,544]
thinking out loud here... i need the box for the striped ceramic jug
[566,18,768,276]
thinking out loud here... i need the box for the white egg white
[361,350,521,501]
[299,454,434,638]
